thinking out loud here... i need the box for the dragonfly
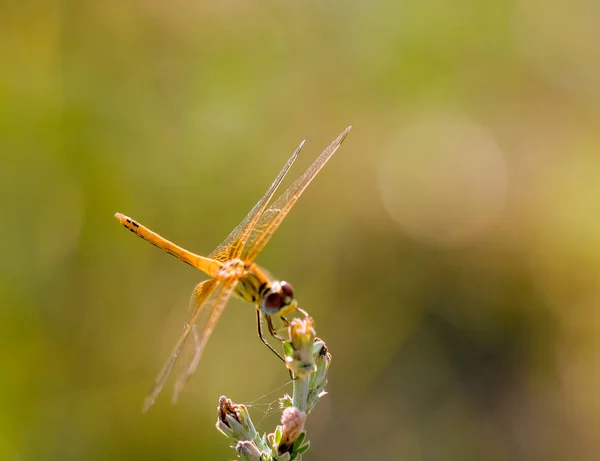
[115,126,351,412]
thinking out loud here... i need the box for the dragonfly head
[261,281,297,316]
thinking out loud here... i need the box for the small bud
[236,440,262,461]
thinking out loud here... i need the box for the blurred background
[2,1,600,460]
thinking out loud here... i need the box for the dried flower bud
[215,396,257,442]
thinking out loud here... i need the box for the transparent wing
[209,140,305,263]
[172,278,237,403]
[242,126,351,262]
[142,278,231,412]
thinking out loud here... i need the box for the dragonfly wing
[242,126,351,262]
[172,278,237,403]
[209,140,305,263]
[143,278,220,412]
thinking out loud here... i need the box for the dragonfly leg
[258,312,296,380]
[256,310,285,362]
[266,315,287,342]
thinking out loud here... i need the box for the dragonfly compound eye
[262,290,285,314]
[280,281,294,303]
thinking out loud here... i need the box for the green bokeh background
[3,1,600,460]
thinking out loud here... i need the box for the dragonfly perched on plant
[115,126,351,411]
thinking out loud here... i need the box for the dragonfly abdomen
[114,213,220,277]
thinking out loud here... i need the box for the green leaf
[296,442,310,455]
[294,431,306,447]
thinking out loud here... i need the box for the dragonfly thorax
[233,263,297,316]
[219,258,249,279]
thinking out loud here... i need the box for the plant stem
[292,376,308,412]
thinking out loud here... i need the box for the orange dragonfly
[115,126,351,411]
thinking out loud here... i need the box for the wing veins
[243,126,352,261]
[172,279,237,402]
[142,278,220,412]
[209,140,304,262]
